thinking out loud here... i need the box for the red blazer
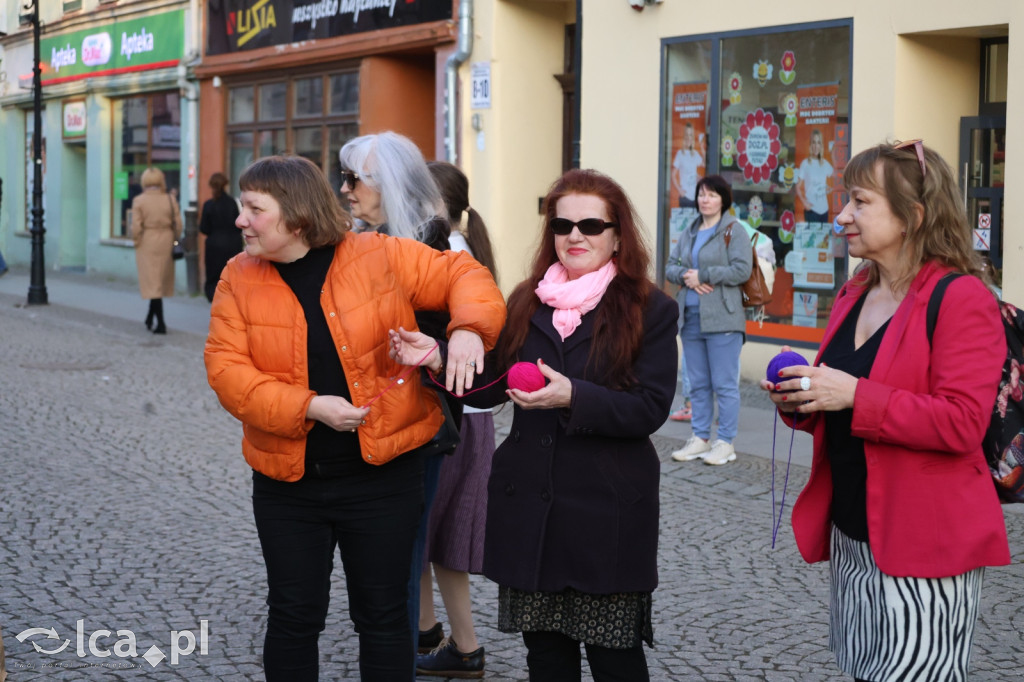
[790,261,1010,578]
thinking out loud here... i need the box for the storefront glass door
[959,116,1006,284]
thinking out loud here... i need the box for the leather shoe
[418,622,444,654]
[416,637,484,679]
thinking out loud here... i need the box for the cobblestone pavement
[1,288,1022,680]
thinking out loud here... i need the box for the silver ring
[800,376,811,391]
[467,361,476,367]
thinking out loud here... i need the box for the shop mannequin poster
[669,82,708,209]
[794,83,838,223]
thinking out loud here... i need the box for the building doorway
[959,116,1005,282]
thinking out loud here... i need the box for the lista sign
[207,0,451,55]
[39,10,184,86]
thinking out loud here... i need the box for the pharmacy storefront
[0,7,190,281]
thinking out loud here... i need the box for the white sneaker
[704,439,736,466]
[671,436,711,462]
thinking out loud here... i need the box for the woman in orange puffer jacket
[204,156,505,682]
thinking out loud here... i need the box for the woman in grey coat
[665,174,751,465]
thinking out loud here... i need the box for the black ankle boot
[150,299,165,334]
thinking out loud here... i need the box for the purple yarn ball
[766,351,809,391]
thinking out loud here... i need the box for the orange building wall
[359,56,437,154]
[198,78,228,207]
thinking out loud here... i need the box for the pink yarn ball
[508,362,546,392]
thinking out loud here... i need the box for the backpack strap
[926,272,965,348]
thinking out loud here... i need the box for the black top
[820,293,890,542]
[199,194,241,241]
[273,245,362,478]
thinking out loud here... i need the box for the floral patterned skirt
[498,585,654,649]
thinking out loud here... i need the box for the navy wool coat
[465,284,678,595]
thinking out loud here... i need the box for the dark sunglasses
[549,217,617,236]
[340,169,360,189]
[894,138,927,178]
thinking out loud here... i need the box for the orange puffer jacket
[204,231,506,481]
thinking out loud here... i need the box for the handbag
[408,390,462,457]
[724,224,772,307]
[169,195,185,260]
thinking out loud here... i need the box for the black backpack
[927,272,1024,503]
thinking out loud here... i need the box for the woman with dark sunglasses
[389,169,678,681]
[338,132,473,662]
[665,174,752,466]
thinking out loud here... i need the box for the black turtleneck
[273,245,362,478]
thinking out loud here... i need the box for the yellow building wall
[456,0,575,292]
[580,0,1022,373]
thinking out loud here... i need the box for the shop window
[661,21,852,345]
[226,71,360,194]
[294,78,324,119]
[259,83,287,122]
[329,73,359,115]
[229,86,255,124]
[111,92,181,239]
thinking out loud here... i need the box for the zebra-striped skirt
[829,526,984,682]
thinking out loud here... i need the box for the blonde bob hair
[140,167,167,191]
[842,141,982,294]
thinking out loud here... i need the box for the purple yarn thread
[766,350,809,548]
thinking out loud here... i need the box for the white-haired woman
[339,131,448,246]
[339,131,459,655]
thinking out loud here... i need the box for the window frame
[225,65,361,193]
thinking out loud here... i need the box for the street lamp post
[26,0,48,305]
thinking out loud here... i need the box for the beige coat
[131,189,180,299]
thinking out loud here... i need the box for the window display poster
[795,83,838,223]
[786,221,835,290]
[669,82,708,210]
[792,291,819,328]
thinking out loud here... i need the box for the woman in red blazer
[762,141,1009,682]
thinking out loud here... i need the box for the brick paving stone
[1,287,1022,681]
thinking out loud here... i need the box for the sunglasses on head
[894,139,927,178]
[340,169,361,189]
[549,217,617,236]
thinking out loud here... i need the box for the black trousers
[252,452,423,681]
[522,630,649,682]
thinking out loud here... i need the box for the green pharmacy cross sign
[40,10,185,85]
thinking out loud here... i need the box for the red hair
[497,169,652,389]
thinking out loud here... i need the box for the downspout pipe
[177,0,201,294]
[444,0,473,164]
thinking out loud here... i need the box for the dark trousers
[407,450,444,642]
[522,631,649,682]
[252,452,424,682]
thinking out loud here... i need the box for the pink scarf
[535,260,617,340]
